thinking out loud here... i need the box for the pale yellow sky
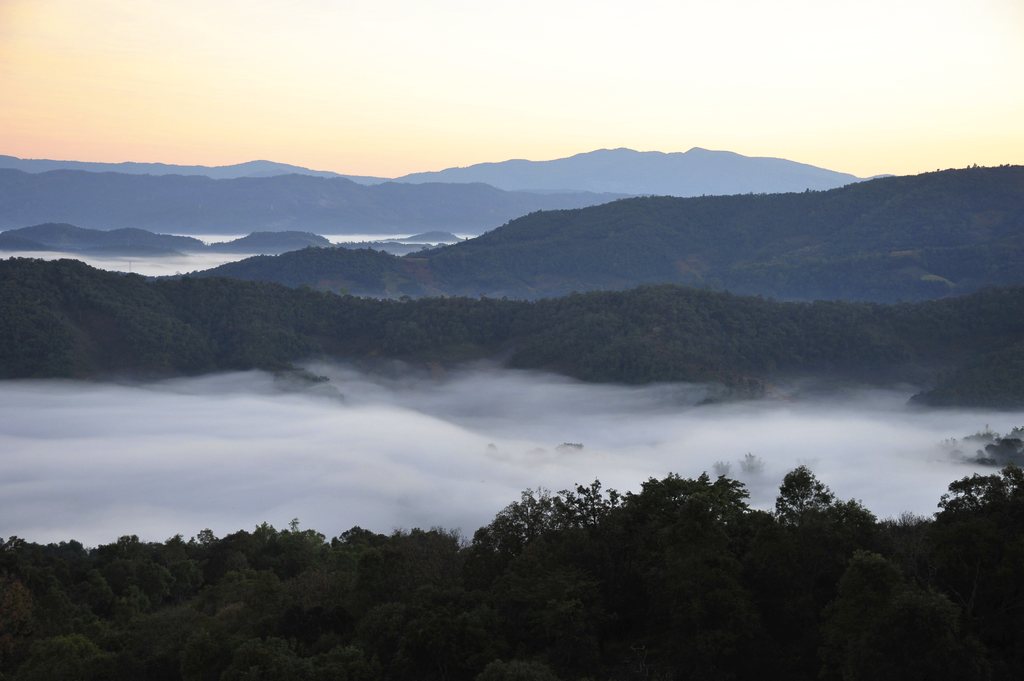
[1,0,1022,177]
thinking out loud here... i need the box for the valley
[2,1,1023,674]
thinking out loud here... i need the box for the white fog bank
[3,250,258,276]
[1,365,1020,545]
[0,232,480,276]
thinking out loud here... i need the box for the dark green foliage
[475,659,560,681]
[915,341,1024,408]
[820,552,986,681]
[775,465,838,524]
[201,247,424,297]
[4,257,1024,406]
[198,166,1024,303]
[0,258,215,377]
[3,468,1024,679]
[13,634,111,681]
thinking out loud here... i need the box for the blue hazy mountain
[0,155,386,184]
[0,223,204,255]
[2,148,872,196]
[0,223,339,256]
[395,147,866,195]
[0,169,623,234]
[205,231,332,253]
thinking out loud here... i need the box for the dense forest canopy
[1,466,1023,680]
[197,166,1024,303]
[2,258,1024,406]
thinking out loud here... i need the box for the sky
[1,0,1022,178]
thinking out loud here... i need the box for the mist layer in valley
[1,249,251,277]
[2,364,1020,545]
[0,232,474,276]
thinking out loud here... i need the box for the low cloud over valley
[2,365,1020,544]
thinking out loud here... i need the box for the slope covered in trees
[197,166,1024,303]
[3,258,1023,406]
[2,466,1023,680]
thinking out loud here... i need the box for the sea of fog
[1,232,478,276]
[187,233,476,244]
[4,249,257,277]
[1,363,1020,545]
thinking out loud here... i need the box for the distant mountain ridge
[0,170,622,234]
[0,223,203,255]
[193,166,1024,303]
[394,147,866,195]
[0,155,386,184]
[0,223,468,258]
[1,147,871,196]
[0,223,332,256]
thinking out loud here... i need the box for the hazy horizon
[0,145,871,181]
[2,1,1021,178]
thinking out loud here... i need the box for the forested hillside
[3,258,1023,406]
[198,166,1024,302]
[2,466,1023,680]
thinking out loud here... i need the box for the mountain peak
[394,147,865,195]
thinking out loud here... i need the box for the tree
[775,466,835,524]
[476,659,560,681]
[930,465,1024,676]
[13,634,110,681]
[0,576,32,663]
[220,637,311,681]
[821,551,985,681]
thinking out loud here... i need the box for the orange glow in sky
[1,0,1022,177]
